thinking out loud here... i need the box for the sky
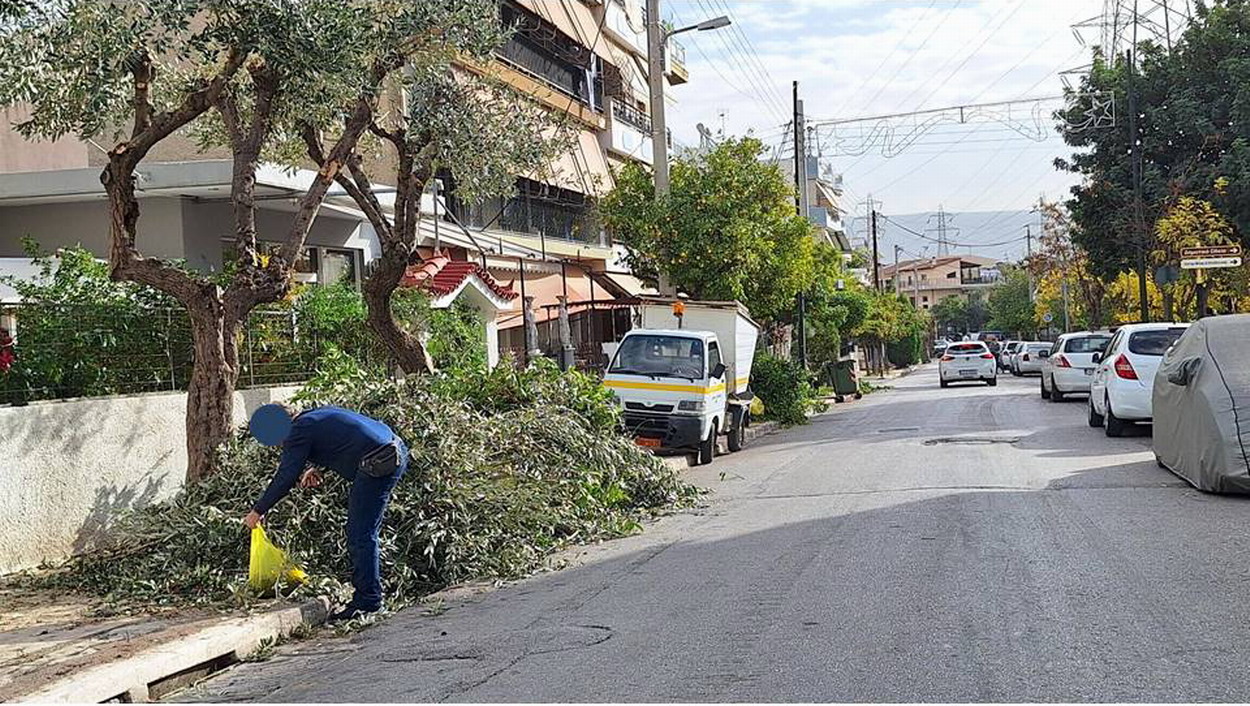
[664,0,1104,261]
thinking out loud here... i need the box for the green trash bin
[831,358,861,403]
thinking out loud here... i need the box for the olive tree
[0,0,502,481]
[301,35,572,373]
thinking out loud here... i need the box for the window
[610,335,705,380]
[922,295,929,303]
[1063,335,1111,354]
[708,341,722,376]
[948,343,987,354]
[946,271,957,279]
[498,1,602,112]
[1129,328,1188,356]
[448,176,601,245]
[321,249,358,286]
[222,242,360,288]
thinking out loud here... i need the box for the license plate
[636,437,662,448]
[959,370,976,377]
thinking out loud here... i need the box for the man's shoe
[328,604,380,623]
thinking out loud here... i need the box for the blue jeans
[346,440,407,611]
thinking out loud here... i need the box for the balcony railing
[612,99,651,133]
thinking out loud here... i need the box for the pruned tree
[301,6,572,374]
[0,1,499,481]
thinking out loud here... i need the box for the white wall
[0,385,297,575]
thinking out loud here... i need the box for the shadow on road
[183,456,1250,704]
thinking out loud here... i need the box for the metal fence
[0,302,321,406]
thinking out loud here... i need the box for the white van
[603,299,759,466]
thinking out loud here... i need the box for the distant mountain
[845,210,1039,265]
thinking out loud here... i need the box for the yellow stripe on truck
[734,375,749,387]
[604,380,727,394]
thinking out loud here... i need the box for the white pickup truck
[603,299,760,465]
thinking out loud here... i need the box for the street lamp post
[646,2,729,295]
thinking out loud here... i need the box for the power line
[890,0,1028,113]
[856,0,965,116]
[668,4,788,124]
[840,0,938,114]
[881,213,1029,249]
[686,0,789,122]
[707,0,790,111]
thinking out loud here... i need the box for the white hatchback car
[1040,332,1112,401]
[939,341,998,388]
[1087,322,1190,436]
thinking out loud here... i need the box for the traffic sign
[1042,312,1054,323]
[1181,245,1242,259]
[1181,256,1242,270]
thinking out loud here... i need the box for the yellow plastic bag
[248,525,306,593]
[750,396,765,418]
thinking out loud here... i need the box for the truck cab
[603,300,758,466]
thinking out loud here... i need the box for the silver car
[1012,342,1052,376]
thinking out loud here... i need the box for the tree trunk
[363,245,434,375]
[1162,285,1175,321]
[185,302,242,484]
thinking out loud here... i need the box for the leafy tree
[302,18,572,374]
[987,266,1035,337]
[1027,202,1110,329]
[600,137,817,322]
[931,295,969,338]
[0,1,503,481]
[1056,0,1250,280]
[1153,191,1249,318]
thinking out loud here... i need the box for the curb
[660,420,782,471]
[16,597,329,703]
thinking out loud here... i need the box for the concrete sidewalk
[0,586,327,703]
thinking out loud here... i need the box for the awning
[529,129,614,197]
[514,0,615,64]
[594,270,658,298]
[497,269,595,330]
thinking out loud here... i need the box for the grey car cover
[1153,314,1250,493]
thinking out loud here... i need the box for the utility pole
[893,245,902,294]
[793,80,808,370]
[1024,224,1034,304]
[647,0,668,197]
[1126,0,1150,322]
[646,0,674,297]
[871,207,881,292]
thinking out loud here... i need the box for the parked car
[1012,342,1052,376]
[998,341,1021,371]
[1040,332,1112,401]
[1087,322,1190,436]
[939,341,998,388]
[934,339,950,356]
[1153,315,1250,493]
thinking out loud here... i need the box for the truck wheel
[697,426,717,465]
[727,417,745,452]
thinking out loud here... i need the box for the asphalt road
[179,364,1250,702]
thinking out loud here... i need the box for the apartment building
[877,255,1002,310]
[0,0,691,366]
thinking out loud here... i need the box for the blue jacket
[252,406,398,515]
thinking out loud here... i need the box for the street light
[669,16,732,35]
[646,2,730,295]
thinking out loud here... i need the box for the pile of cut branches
[35,355,697,609]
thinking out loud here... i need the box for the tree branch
[130,49,155,139]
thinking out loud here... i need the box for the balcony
[666,39,689,84]
[605,0,648,56]
[603,98,654,164]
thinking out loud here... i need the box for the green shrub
[752,352,823,425]
[886,327,925,368]
[33,359,697,609]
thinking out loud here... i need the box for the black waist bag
[359,440,400,478]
